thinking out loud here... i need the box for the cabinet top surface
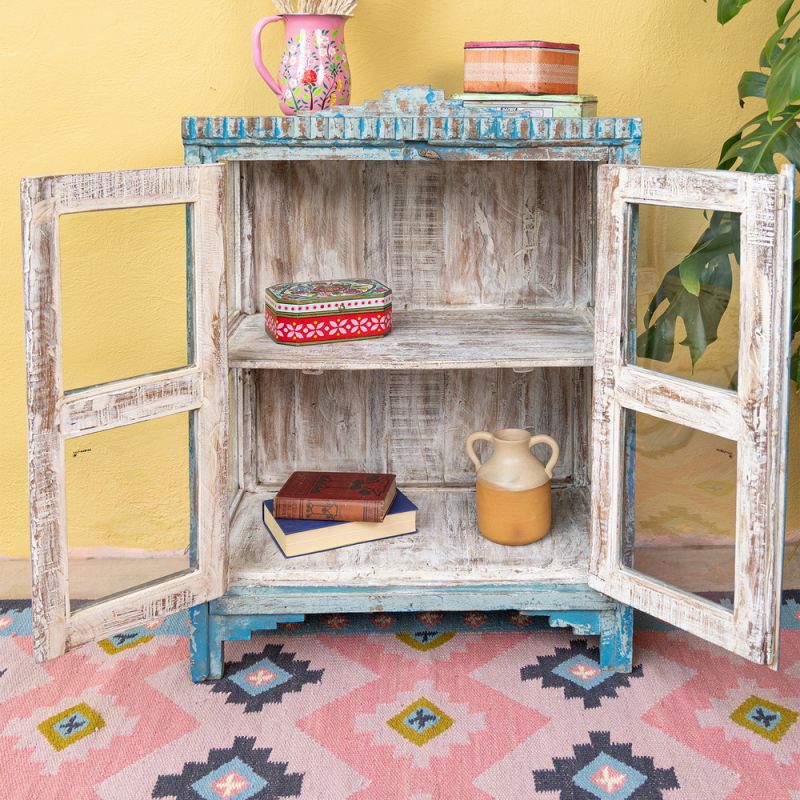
[183,85,641,149]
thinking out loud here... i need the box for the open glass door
[22,165,228,661]
[590,164,794,667]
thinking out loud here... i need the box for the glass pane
[60,204,189,391]
[632,204,741,391]
[65,413,191,606]
[623,410,736,604]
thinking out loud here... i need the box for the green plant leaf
[717,128,744,170]
[638,256,734,365]
[760,9,800,67]
[640,213,738,364]
[677,215,741,296]
[719,106,800,172]
[778,0,796,24]
[714,0,753,23]
[738,70,768,105]
[767,32,800,118]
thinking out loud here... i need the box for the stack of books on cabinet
[263,471,418,557]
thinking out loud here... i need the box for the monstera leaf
[640,1,799,384]
[738,70,768,104]
[767,32,800,117]
[719,107,800,171]
[638,213,737,365]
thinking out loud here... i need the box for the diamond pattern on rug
[395,630,457,652]
[521,639,644,708]
[2,685,137,774]
[694,677,800,764]
[302,634,547,797]
[97,628,154,655]
[640,628,800,799]
[533,730,679,799]
[355,680,483,768]
[386,696,455,746]
[0,594,799,799]
[730,694,798,743]
[153,736,304,799]
[212,643,324,713]
[37,701,105,752]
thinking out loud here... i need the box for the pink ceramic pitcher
[252,14,351,115]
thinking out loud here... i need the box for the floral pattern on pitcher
[280,27,351,112]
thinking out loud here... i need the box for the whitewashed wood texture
[589,164,794,667]
[245,160,595,312]
[228,486,590,587]
[253,368,585,489]
[228,309,594,370]
[22,165,229,661]
[234,157,595,525]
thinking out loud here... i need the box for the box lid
[464,40,579,51]
[265,278,392,311]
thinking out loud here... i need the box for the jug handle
[466,432,494,471]
[529,435,560,479]
[251,16,283,98]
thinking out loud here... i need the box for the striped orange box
[464,40,580,95]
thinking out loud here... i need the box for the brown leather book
[273,471,397,522]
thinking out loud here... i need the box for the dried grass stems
[274,0,357,14]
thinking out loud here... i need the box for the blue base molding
[189,605,306,681]
[190,594,633,681]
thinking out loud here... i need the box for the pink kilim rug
[1,597,800,800]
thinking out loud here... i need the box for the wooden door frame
[589,164,794,666]
[22,165,229,661]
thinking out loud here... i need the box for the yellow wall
[0,0,795,558]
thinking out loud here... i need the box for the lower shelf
[228,486,590,588]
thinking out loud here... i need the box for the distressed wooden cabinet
[22,87,795,680]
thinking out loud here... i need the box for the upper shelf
[183,86,642,151]
[228,308,594,370]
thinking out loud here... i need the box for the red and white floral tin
[464,40,580,95]
[265,278,393,345]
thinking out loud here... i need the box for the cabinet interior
[226,159,598,588]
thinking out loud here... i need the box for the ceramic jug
[252,14,352,115]
[466,428,560,546]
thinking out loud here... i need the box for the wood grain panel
[254,366,584,488]
[386,371,446,482]
[249,161,366,302]
[365,162,444,308]
[522,161,574,306]
[245,160,594,315]
[442,162,523,307]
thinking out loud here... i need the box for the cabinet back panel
[244,161,595,311]
[254,367,590,487]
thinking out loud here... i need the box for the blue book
[262,490,418,557]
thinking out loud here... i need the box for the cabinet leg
[198,612,307,681]
[599,604,633,673]
[208,614,226,680]
[523,606,634,674]
[189,603,211,682]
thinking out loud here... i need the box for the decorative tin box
[264,278,393,345]
[464,40,580,95]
